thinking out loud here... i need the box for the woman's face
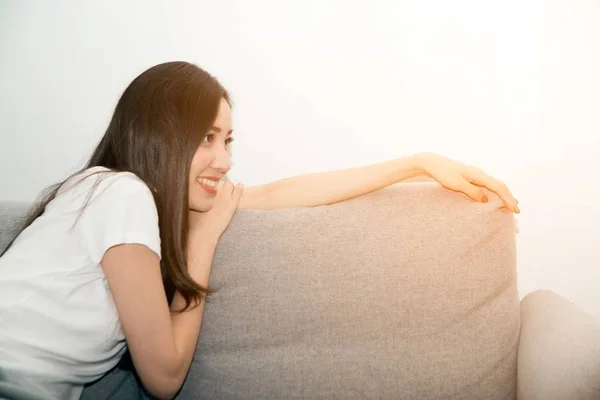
[188,98,234,212]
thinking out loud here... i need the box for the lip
[196,176,221,195]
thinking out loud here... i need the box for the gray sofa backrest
[3,183,521,399]
[177,183,520,399]
[0,203,31,254]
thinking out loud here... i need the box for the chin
[189,183,216,212]
[189,198,214,213]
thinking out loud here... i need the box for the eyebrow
[210,126,233,135]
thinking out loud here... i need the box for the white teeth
[198,178,218,188]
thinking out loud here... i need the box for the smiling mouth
[196,177,220,194]
[197,177,218,188]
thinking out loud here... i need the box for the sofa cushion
[0,202,31,254]
[179,182,520,399]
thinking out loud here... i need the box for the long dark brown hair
[4,61,230,311]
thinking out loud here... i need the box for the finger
[467,171,519,213]
[460,180,488,203]
[231,183,244,208]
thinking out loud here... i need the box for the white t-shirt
[0,167,161,400]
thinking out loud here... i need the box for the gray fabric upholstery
[517,290,600,399]
[0,202,31,255]
[176,183,520,399]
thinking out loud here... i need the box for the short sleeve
[77,172,162,265]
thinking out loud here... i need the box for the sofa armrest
[517,290,600,400]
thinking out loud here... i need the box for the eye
[202,134,234,147]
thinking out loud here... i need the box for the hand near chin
[188,180,244,246]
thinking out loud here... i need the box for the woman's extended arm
[239,153,519,213]
[239,156,422,210]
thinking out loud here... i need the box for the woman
[0,61,519,400]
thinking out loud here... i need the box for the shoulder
[62,167,155,204]
[70,168,162,263]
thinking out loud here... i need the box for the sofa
[1,182,599,399]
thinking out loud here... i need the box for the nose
[209,143,232,174]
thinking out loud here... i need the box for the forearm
[167,241,217,392]
[260,154,427,209]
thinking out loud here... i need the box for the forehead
[215,98,231,121]
[211,98,233,133]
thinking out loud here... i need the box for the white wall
[1,0,599,318]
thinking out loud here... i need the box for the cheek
[190,148,212,175]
